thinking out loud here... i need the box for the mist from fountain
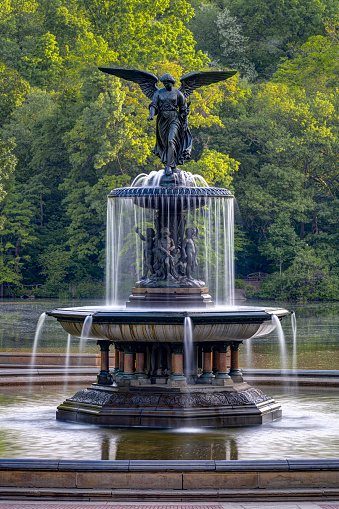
[131,170,209,188]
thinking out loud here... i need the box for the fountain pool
[0,384,338,460]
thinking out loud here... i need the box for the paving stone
[0,505,224,508]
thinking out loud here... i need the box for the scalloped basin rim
[46,306,291,343]
[46,306,291,324]
[109,186,234,198]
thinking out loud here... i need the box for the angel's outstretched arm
[148,105,156,121]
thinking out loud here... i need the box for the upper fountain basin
[47,306,290,343]
[109,186,233,211]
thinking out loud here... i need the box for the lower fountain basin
[47,306,290,343]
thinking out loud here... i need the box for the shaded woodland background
[0,0,339,301]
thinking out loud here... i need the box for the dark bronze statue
[182,227,198,280]
[99,68,236,177]
[135,227,156,279]
[155,226,179,281]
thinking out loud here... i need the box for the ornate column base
[212,377,233,387]
[97,340,113,386]
[97,370,113,386]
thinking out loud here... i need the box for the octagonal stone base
[56,383,282,428]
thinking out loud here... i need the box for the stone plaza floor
[0,502,339,508]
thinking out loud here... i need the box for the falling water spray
[30,312,47,371]
[184,316,193,380]
[78,314,93,363]
[291,311,297,370]
[64,334,72,392]
[272,315,288,372]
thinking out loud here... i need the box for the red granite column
[135,351,147,379]
[213,350,220,375]
[229,342,243,382]
[215,343,231,379]
[121,345,136,380]
[96,340,113,385]
[172,351,184,377]
[169,344,186,385]
[200,346,214,380]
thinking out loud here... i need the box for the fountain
[46,67,290,428]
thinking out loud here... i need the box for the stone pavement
[0,502,339,508]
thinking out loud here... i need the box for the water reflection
[114,430,238,461]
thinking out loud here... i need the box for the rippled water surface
[0,385,338,460]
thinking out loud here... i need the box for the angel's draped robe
[150,88,192,168]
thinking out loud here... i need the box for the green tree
[0,138,17,211]
[0,179,36,296]
[77,0,208,69]
[190,4,257,80]
[224,0,331,78]
[259,213,301,275]
[184,148,239,188]
[0,63,30,124]
[273,35,339,92]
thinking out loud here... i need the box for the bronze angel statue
[99,68,236,177]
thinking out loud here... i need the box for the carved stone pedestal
[127,287,213,309]
[56,382,282,428]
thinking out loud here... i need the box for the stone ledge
[1,459,339,472]
[0,460,339,493]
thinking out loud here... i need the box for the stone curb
[1,459,339,471]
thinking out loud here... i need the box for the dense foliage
[0,0,338,301]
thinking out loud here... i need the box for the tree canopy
[0,0,338,301]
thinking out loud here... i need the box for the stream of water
[184,316,193,379]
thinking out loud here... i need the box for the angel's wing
[179,70,237,99]
[98,68,159,100]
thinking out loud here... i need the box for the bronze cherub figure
[99,68,236,178]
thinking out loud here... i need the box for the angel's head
[160,73,175,90]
